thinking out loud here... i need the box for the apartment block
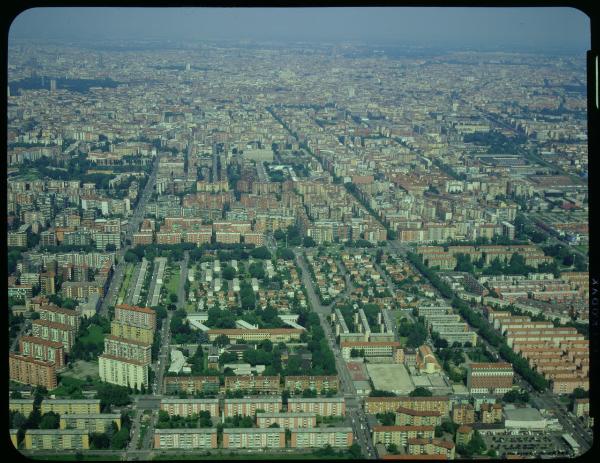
[222,428,285,449]
[467,363,514,394]
[395,407,442,426]
[110,320,154,344]
[153,428,218,449]
[114,304,156,330]
[287,397,346,417]
[41,399,101,415]
[407,437,456,459]
[103,335,152,364]
[480,403,503,424]
[31,319,76,352]
[290,427,353,448]
[9,353,57,389]
[573,398,590,417]
[99,354,148,390]
[256,412,317,429]
[163,375,220,395]
[9,398,34,416]
[19,336,65,368]
[224,375,281,394]
[24,429,89,450]
[340,341,401,360]
[59,413,121,433]
[39,305,81,332]
[285,375,340,394]
[372,425,436,446]
[206,328,302,343]
[365,397,451,416]
[451,404,475,425]
[160,398,219,417]
[223,397,283,417]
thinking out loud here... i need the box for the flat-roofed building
[114,304,156,330]
[24,429,89,450]
[407,437,455,459]
[99,354,148,390]
[340,341,401,360]
[372,425,435,446]
[223,397,283,417]
[9,353,57,389]
[160,398,219,417]
[103,335,151,364]
[163,375,220,395]
[41,399,101,415]
[451,404,475,425]
[9,398,34,416]
[222,428,285,449]
[396,406,442,426]
[285,375,340,394]
[480,403,503,423]
[110,320,154,344]
[287,397,346,417]
[224,375,281,394]
[467,363,514,394]
[59,413,121,433]
[206,328,302,343]
[154,428,217,449]
[19,336,65,368]
[290,427,353,448]
[31,319,76,352]
[256,412,317,429]
[39,305,81,332]
[365,397,450,416]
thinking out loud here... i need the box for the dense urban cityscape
[7,8,591,461]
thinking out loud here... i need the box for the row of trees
[156,410,212,429]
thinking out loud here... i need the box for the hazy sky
[9,7,591,52]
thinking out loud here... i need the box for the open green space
[79,325,105,345]
[165,267,181,296]
[60,360,100,382]
[574,245,588,255]
[118,263,135,301]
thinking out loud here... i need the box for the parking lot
[483,431,573,458]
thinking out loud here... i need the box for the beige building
[287,397,346,417]
[290,427,353,448]
[9,399,35,416]
[59,413,121,433]
[223,397,283,417]
[372,425,435,446]
[154,428,218,449]
[160,398,219,417]
[222,428,285,449]
[99,354,148,390]
[256,412,317,429]
[24,429,89,450]
[41,399,101,415]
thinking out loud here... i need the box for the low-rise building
[59,413,121,433]
[9,398,34,416]
[222,428,285,449]
[407,437,455,459]
[365,396,450,416]
[41,399,101,415]
[287,397,346,416]
[24,429,89,450]
[224,375,281,394]
[372,425,435,446]
[223,397,283,417]
[451,404,475,425]
[160,398,219,417]
[163,375,220,395]
[284,375,340,394]
[395,406,442,426]
[153,428,218,449]
[290,427,354,448]
[466,363,514,394]
[256,412,317,429]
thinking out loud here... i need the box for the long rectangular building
[223,397,283,417]
[9,399,34,416]
[9,353,57,389]
[41,399,101,415]
[160,398,219,417]
[206,328,302,343]
[153,428,217,449]
[24,429,89,450]
[59,413,121,433]
[287,397,346,417]
[39,305,81,332]
[365,397,450,416]
[110,320,154,344]
[224,375,281,394]
[163,375,220,394]
[256,412,317,429]
[290,427,353,448]
[467,363,514,394]
[222,428,285,449]
[285,375,340,394]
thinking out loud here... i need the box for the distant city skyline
[9,7,591,53]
